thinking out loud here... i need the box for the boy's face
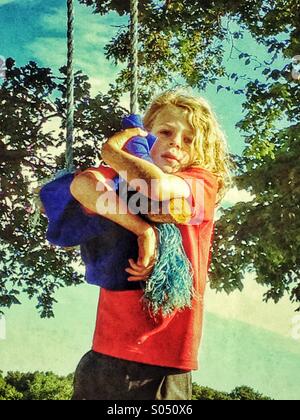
[149,105,195,174]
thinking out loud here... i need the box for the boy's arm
[70,172,158,271]
[101,128,191,202]
[70,172,151,237]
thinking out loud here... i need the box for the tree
[1,371,73,400]
[0,371,23,400]
[192,383,231,400]
[229,385,271,401]
[78,0,300,309]
[192,383,272,400]
[0,371,272,400]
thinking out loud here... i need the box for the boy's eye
[160,130,171,136]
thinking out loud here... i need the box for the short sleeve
[174,168,218,225]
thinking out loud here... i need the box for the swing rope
[29,0,75,226]
[130,0,139,115]
[64,0,138,167]
[66,0,75,173]
[65,0,139,162]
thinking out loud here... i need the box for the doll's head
[143,90,232,203]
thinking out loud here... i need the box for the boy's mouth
[161,152,180,163]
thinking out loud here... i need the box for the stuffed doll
[40,115,194,316]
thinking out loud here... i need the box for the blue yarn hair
[142,224,195,317]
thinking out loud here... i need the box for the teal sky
[0,0,299,400]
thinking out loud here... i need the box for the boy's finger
[126,263,153,274]
[128,259,144,270]
[129,258,151,271]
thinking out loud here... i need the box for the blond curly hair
[143,90,233,204]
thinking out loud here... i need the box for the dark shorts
[72,351,192,401]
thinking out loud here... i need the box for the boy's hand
[125,226,159,282]
[104,128,148,150]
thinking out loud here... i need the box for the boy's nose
[169,134,182,149]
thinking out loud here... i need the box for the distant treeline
[0,371,271,400]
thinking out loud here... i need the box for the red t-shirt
[88,166,218,371]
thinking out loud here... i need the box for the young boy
[70,90,231,400]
